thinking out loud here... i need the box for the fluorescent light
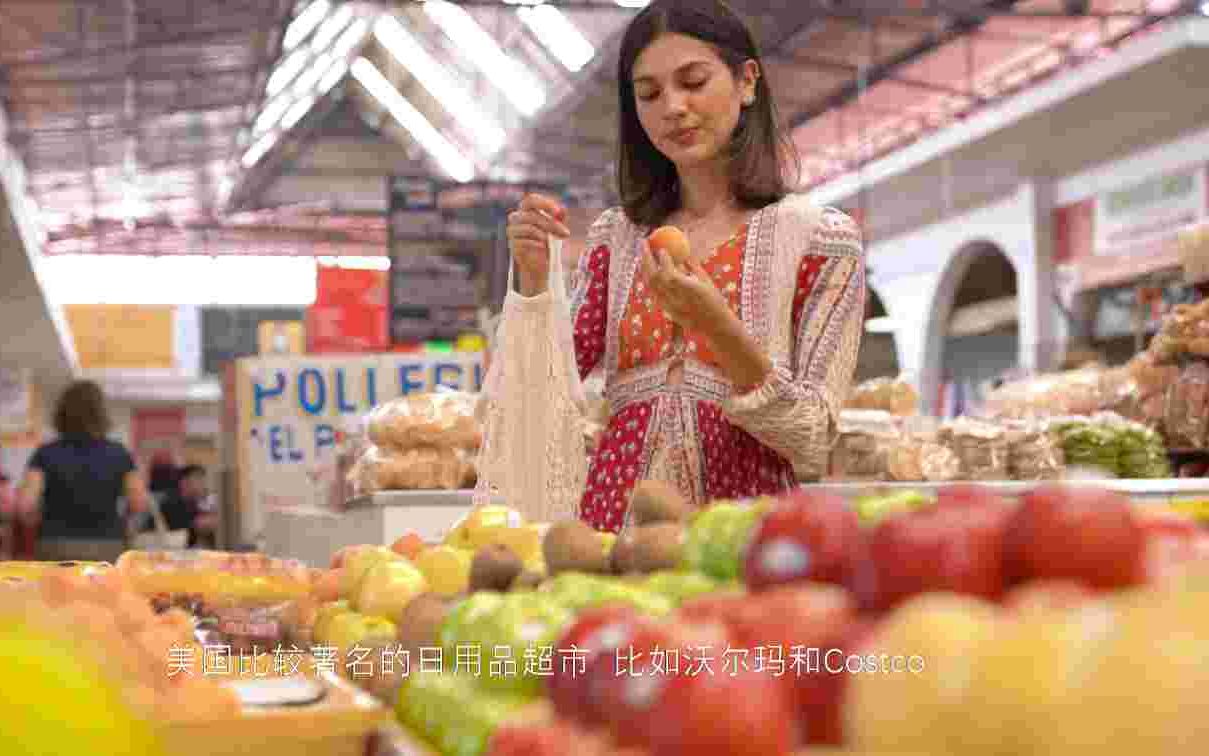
[318,255,391,270]
[281,95,316,131]
[1201,0,1209,14]
[614,0,650,6]
[253,94,293,134]
[422,1,546,117]
[311,3,353,53]
[293,53,332,95]
[374,15,506,154]
[284,0,330,51]
[352,57,474,183]
[518,5,595,72]
[266,47,310,97]
[317,58,349,95]
[332,17,369,59]
[242,131,278,167]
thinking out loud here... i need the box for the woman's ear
[740,60,760,105]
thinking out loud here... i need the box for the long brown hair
[616,0,798,227]
[53,380,112,439]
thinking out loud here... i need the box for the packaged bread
[367,391,481,452]
[939,417,1010,481]
[348,444,475,495]
[844,376,920,417]
[1164,360,1209,449]
[829,410,900,481]
[1005,422,1065,480]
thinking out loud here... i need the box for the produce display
[260,479,1209,756]
[843,375,920,416]
[349,391,482,495]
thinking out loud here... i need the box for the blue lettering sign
[287,426,303,461]
[366,367,378,407]
[253,371,286,417]
[473,362,484,392]
[316,424,337,455]
[269,425,285,462]
[399,363,425,395]
[434,363,463,390]
[298,368,326,415]
[335,369,357,413]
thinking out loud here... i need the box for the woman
[504,0,866,532]
[16,380,150,562]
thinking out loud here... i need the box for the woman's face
[631,33,757,171]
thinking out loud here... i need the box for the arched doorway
[855,288,899,383]
[927,241,1020,416]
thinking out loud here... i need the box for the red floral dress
[569,198,865,532]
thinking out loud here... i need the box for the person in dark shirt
[158,465,218,548]
[16,380,150,562]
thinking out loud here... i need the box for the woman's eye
[683,79,707,89]
[636,90,659,102]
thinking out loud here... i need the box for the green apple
[354,560,429,620]
[438,592,506,651]
[312,599,351,645]
[397,671,534,756]
[341,546,404,598]
[325,611,398,655]
[641,570,723,605]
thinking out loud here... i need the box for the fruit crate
[161,672,390,756]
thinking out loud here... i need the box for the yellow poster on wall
[65,305,176,369]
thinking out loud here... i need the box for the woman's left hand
[639,241,734,339]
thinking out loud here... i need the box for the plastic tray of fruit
[116,549,314,603]
[162,671,391,756]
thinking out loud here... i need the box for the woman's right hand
[506,193,570,296]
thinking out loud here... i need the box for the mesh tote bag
[474,235,588,523]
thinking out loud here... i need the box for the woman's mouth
[669,127,700,146]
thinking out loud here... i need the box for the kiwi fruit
[629,523,686,574]
[629,480,689,526]
[469,544,525,593]
[395,592,452,656]
[610,531,640,575]
[510,569,547,591]
[543,520,611,575]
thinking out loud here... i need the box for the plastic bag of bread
[367,391,481,452]
[829,410,900,481]
[939,417,1010,481]
[1005,422,1065,480]
[844,376,920,417]
[1164,360,1209,449]
[348,445,475,495]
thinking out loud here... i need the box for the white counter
[263,490,477,567]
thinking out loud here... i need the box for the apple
[861,500,1011,612]
[331,544,375,570]
[959,601,1117,753]
[1004,485,1146,589]
[844,593,1001,753]
[414,545,473,596]
[615,662,797,755]
[390,532,426,560]
[935,484,1011,511]
[795,617,877,746]
[341,546,403,598]
[353,560,428,620]
[460,505,525,549]
[547,606,650,726]
[324,611,397,655]
[487,722,612,756]
[1136,508,1204,583]
[600,618,733,749]
[743,490,863,591]
[312,600,351,645]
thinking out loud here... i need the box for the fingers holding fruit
[639,236,728,334]
[506,193,570,295]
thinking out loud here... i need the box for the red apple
[600,619,732,748]
[487,722,611,756]
[677,593,750,626]
[330,544,374,570]
[743,490,863,592]
[1004,485,1145,590]
[547,606,649,726]
[796,617,878,746]
[390,532,426,560]
[863,502,1011,612]
[936,484,1012,512]
[625,664,798,756]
